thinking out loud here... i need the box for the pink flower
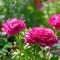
[1,18,26,37]
[49,0,54,2]
[37,4,44,10]
[48,14,60,30]
[24,27,58,48]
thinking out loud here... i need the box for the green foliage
[0,0,60,27]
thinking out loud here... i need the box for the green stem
[33,45,37,60]
[14,34,22,60]
[15,34,29,60]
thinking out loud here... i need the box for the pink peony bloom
[24,27,58,48]
[48,14,60,30]
[1,18,26,37]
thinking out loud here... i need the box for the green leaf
[50,56,59,60]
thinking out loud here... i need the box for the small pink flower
[37,4,44,10]
[48,14,60,30]
[49,0,54,2]
[24,27,58,49]
[1,18,26,37]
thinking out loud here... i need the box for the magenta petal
[24,27,58,48]
[1,18,26,37]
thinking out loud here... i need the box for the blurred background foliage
[0,0,60,28]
